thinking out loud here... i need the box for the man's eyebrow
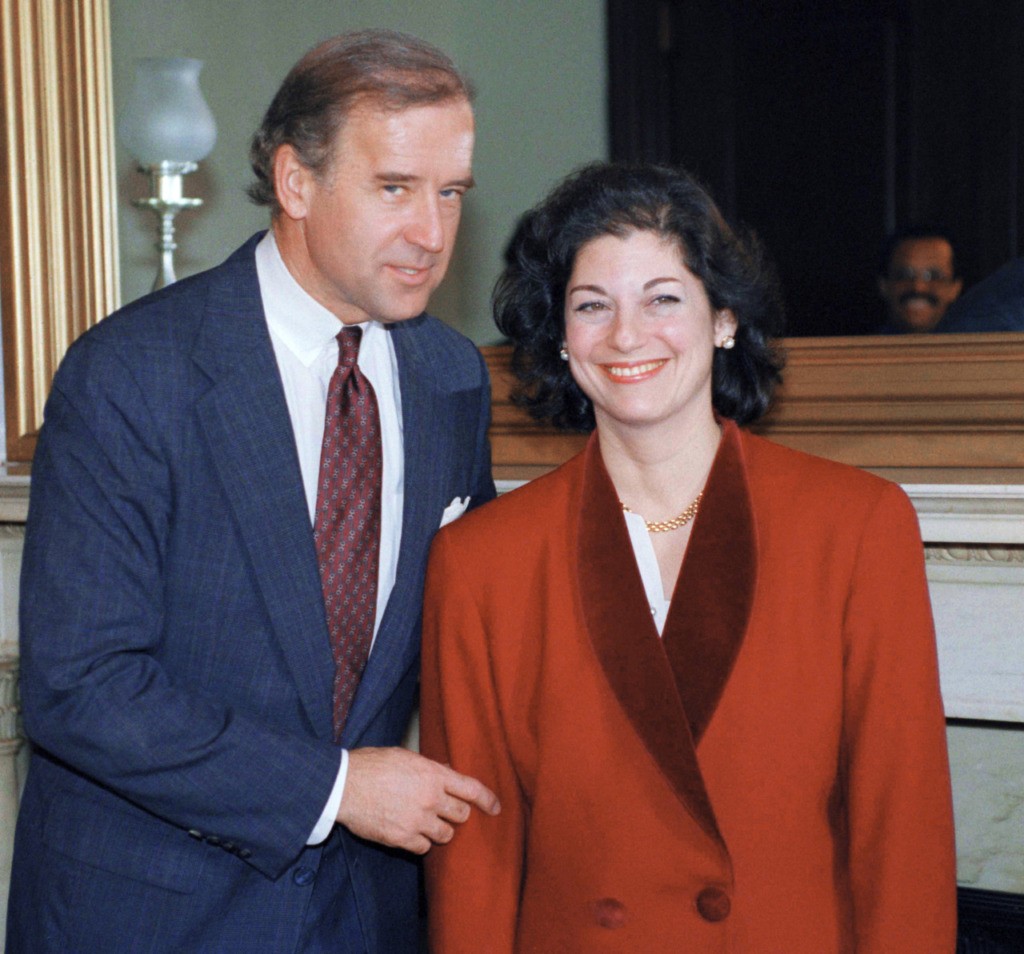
[374,172,476,190]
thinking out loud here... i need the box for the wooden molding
[484,345,588,480]
[484,333,1024,483]
[0,0,119,462]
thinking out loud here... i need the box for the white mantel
[907,485,1024,725]
[0,478,30,524]
[909,484,1024,545]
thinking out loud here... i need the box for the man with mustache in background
[876,225,963,333]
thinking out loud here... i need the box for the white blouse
[621,510,672,636]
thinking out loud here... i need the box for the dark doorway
[607,0,1024,336]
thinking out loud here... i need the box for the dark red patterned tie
[314,326,382,741]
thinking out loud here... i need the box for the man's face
[275,97,475,324]
[878,237,962,332]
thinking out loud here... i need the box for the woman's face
[563,229,736,437]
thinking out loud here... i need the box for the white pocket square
[440,496,470,528]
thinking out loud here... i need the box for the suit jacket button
[187,829,203,840]
[292,866,316,886]
[205,835,220,846]
[238,848,252,859]
[589,897,627,929]
[696,886,731,922]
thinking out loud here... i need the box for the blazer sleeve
[841,482,957,951]
[19,338,340,880]
[421,529,523,954]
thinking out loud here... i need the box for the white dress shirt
[256,231,404,844]
[622,510,671,637]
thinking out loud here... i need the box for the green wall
[110,0,608,343]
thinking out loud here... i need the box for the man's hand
[337,747,501,854]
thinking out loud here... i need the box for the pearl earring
[718,335,735,350]
[559,346,569,361]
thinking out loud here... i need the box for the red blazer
[422,421,956,953]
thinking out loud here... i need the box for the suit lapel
[191,241,334,739]
[576,435,723,845]
[662,420,758,745]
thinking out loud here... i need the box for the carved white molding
[0,657,20,751]
[0,524,24,653]
[0,478,29,523]
[926,546,1024,565]
[904,487,1024,723]
[0,654,20,946]
[905,484,1024,545]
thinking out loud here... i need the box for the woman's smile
[600,359,668,381]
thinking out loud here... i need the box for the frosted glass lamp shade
[119,57,217,166]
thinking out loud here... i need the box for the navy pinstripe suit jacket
[8,234,494,953]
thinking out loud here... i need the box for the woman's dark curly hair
[493,162,785,430]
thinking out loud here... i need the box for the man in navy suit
[8,30,499,953]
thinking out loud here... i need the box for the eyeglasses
[888,267,956,284]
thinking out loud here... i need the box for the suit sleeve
[841,482,957,951]
[19,338,340,880]
[421,529,523,954]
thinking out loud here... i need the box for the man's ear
[273,144,312,221]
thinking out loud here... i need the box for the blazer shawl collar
[576,420,757,845]
[190,236,335,739]
[339,316,450,745]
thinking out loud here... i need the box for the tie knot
[337,326,362,370]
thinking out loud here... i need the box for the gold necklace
[620,491,703,533]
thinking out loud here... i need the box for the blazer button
[292,867,316,887]
[589,897,627,929]
[238,848,252,859]
[696,886,731,922]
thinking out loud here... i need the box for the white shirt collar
[256,229,377,366]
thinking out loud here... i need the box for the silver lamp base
[133,160,203,292]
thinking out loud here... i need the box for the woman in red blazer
[421,163,956,952]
